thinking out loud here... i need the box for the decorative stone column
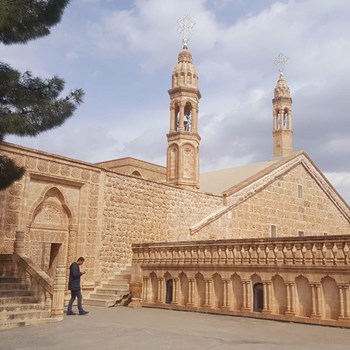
[129,282,143,308]
[242,280,251,311]
[157,278,165,304]
[285,282,296,315]
[338,284,350,320]
[51,265,66,319]
[262,281,272,313]
[188,278,195,306]
[311,283,322,318]
[204,279,212,308]
[172,278,179,305]
[222,279,232,309]
[142,277,148,302]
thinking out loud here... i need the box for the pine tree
[0,0,84,190]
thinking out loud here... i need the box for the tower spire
[166,17,201,190]
[272,53,293,158]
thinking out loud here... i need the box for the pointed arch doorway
[253,283,264,312]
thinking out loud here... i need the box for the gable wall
[193,164,350,240]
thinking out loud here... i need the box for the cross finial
[177,15,195,49]
[274,53,288,75]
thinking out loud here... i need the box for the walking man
[67,257,89,315]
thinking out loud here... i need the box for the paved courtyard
[1,307,349,350]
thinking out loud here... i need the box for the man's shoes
[67,311,76,315]
[79,310,89,315]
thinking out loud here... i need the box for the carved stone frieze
[81,170,90,181]
[91,173,99,183]
[88,208,97,219]
[8,183,22,196]
[7,197,20,210]
[6,211,18,225]
[49,162,60,174]
[37,160,49,172]
[89,185,98,196]
[71,168,80,178]
[25,156,36,169]
[60,165,70,176]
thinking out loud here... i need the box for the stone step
[0,317,58,331]
[0,277,20,284]
[0,296,39,305]
[96,287,129,295]
[0,283,26,290]
[0,303,46,313]
[83,298,116,307]
[0,290,32,297]
[0,309,50,321]
[88,293,123,300]
[102,282,129,288]
[109,273,131,280]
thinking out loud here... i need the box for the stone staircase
[84,266,131,307]
[0,275,52,330]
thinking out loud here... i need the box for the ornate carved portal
[27,187,77,281]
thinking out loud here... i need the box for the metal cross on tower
[274,53,288,74]
[177,15,195,49]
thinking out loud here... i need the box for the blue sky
[1,0,350,203]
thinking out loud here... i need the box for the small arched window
[132,171,142,177]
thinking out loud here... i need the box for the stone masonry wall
[193,164,350,240]
[99,172,222,280]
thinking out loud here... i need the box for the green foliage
[0,63,83,140]
[0,0,70,44]
[0,0,84,190]
[0,155,25,190]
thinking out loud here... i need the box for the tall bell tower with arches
[166,16,201,190]
[272,53,293,158]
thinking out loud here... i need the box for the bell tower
[166,17,201,190]
[272,54,293,158]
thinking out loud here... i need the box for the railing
[12,230,65,319]
[132,235,350,267]
[131,235,350,328]
[0,254,14,276]
[13,253,53,311]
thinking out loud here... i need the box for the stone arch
[26,186,77,276]
[195,272,205,308]
[295,275,312,317]
[179,272,189,306]
[149,272,158,303]
[184,102,192,131]
[28,185,76,226]
[272,275,287,315]
[212,273,223,309]
[321,276,340,320]
[231,273,243,311]
[131,170,142,177]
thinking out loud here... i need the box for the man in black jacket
[67,257,89,315]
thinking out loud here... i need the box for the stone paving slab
[0,307,349,350]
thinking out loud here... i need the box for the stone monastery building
[1,40,350,329]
